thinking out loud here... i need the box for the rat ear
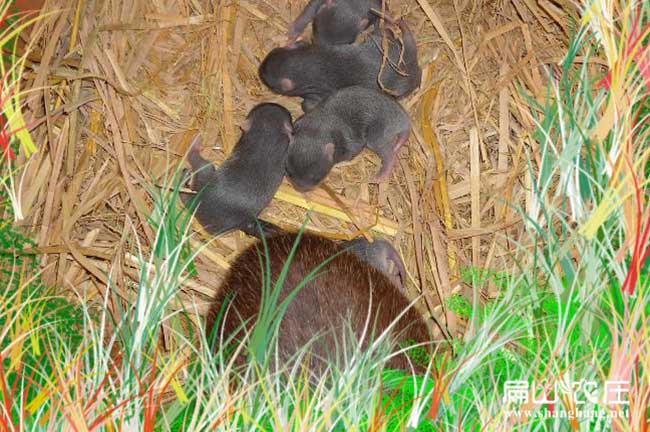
[280,78,294,91]
[240,118,252,132]
[325,0,335,5]
[323,142,335,162]
[280,78,293,91]
[358,18,369,29]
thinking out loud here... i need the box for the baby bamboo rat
[285,86,410,190]
[260,20,420,112]
[206,232,431,372]
[183,103,293,237]
[287,0,386,46]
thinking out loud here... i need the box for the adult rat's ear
[280,78,294,91]
[325,0,335,5]
[240,118,252,132]
[323,142,335,162]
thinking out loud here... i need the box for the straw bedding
[16,0,573,337]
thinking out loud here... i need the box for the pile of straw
[16,0,574,335]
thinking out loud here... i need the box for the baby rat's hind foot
[181,168,192,187]
[179,168,196,205]
[187,134,207,170]
[186,133,219,189]
[287,0,325,43]
[372,165,393,184]
[287,29,299,44]
[372,129,410,183]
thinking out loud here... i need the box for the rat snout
[286,160,318,192]
[288,177,316,192]
[286,145,326,191]
[288,168,323,191]
[286,166,307,191]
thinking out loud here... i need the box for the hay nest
[16,0,573,336]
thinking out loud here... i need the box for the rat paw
[180,168,193,188]
[371,170,391,184]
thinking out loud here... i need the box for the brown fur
[206,232,431,373]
